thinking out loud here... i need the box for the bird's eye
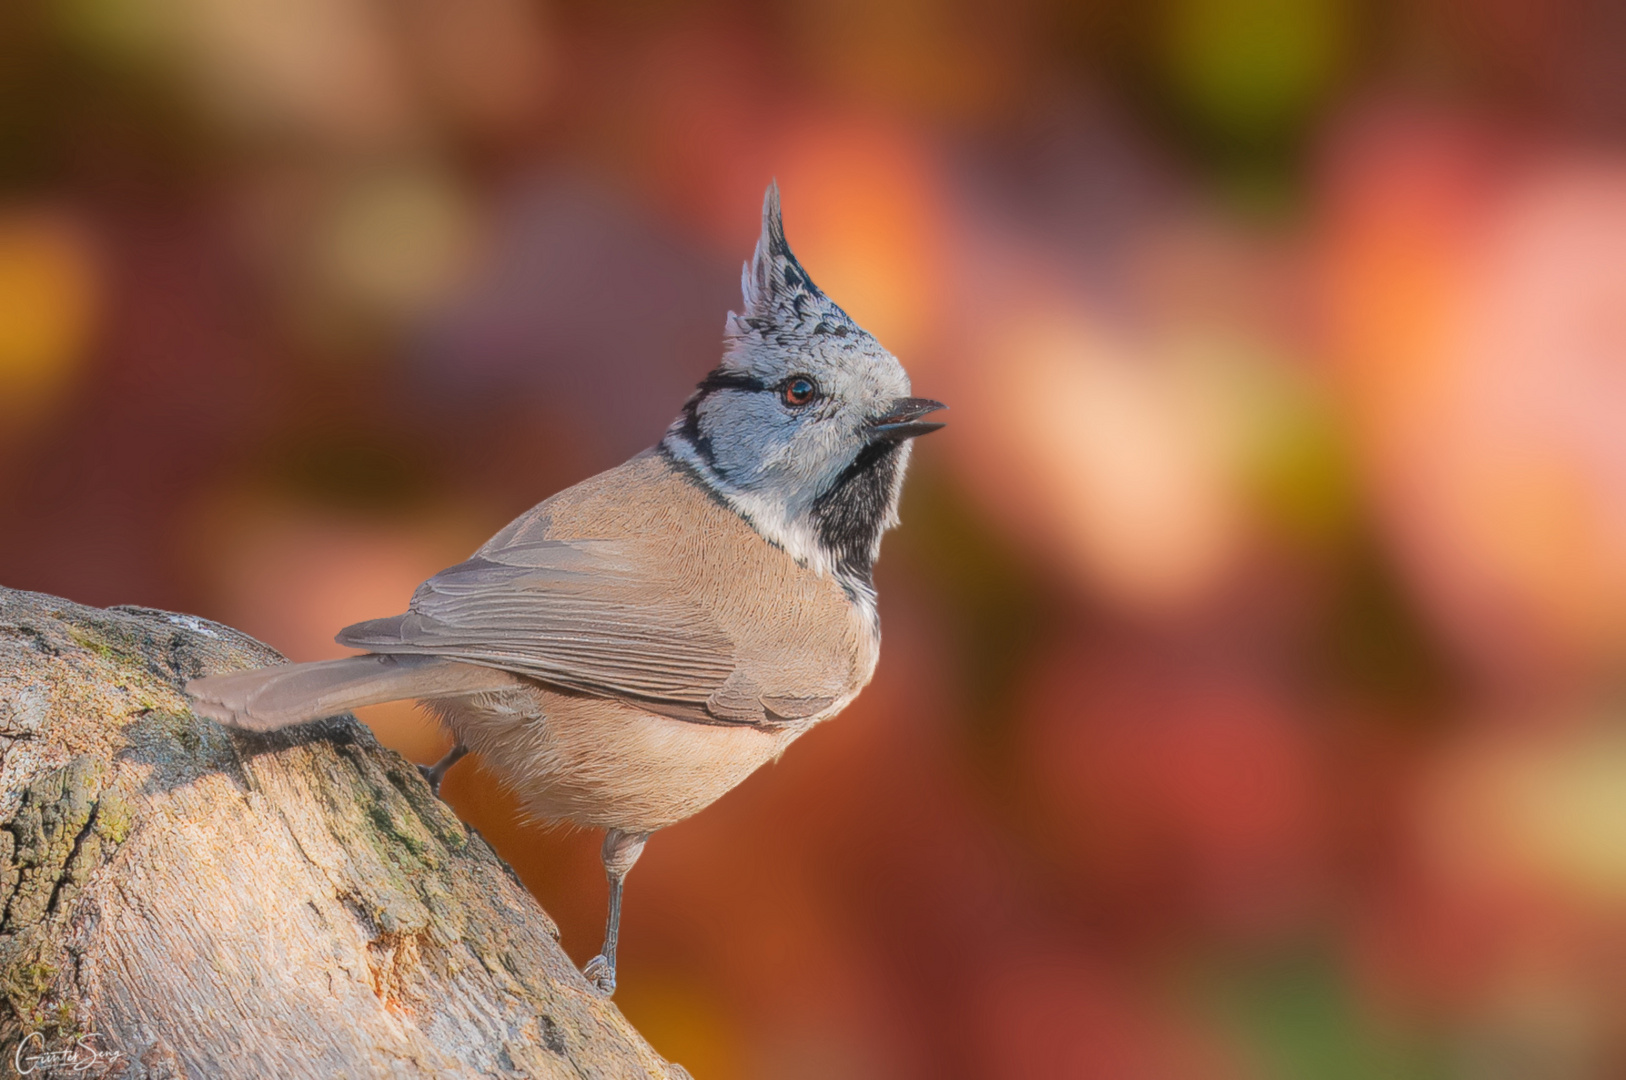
[781,376,818,408]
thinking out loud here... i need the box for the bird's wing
[336,536,824,726]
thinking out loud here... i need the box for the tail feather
[186,654,520,731]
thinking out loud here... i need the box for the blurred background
[3,0,1626,1075]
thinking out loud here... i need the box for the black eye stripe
[692,371,821,408]
[695,372,767,395]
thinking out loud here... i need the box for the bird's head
[662,182,945,598]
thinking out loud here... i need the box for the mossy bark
[0,586,684,1079]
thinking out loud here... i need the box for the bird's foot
[583,954,616,996]
[417,742,469,799]
[416,762,444,798]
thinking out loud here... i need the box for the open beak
[869,397,947,441]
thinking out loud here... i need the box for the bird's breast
[433,684,811,832]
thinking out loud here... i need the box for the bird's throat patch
[810,440,903,592]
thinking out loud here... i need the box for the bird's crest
[728,181,859,345]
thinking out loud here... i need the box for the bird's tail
[186,654,519,731]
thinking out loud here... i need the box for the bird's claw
[583,954,616,995]
[415,762,443,797]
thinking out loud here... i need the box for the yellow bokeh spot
[1509,726,1626,899]
[0,213,100,430]
[315,168,478,319]
[1431,721,1626,903]
[1159,0,1351,142]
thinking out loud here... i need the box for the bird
[186,182,945,995]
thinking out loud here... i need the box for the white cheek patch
[722,490,833,577]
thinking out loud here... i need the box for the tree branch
[0,586,686,1079]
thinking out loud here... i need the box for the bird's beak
[869,397,948,441]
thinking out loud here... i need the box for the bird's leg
[583,828,649,995]
[417,741,469,797]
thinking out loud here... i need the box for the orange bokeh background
[4,0,1626,1075]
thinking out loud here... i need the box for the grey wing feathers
[187,654,519,731]
[337,538,757,722]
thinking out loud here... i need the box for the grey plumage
[661,183,923,605]
[338,539,741,718]
[190,653,518,731]
[185,181,944,995]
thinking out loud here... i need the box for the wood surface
[0,586,687,1079]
